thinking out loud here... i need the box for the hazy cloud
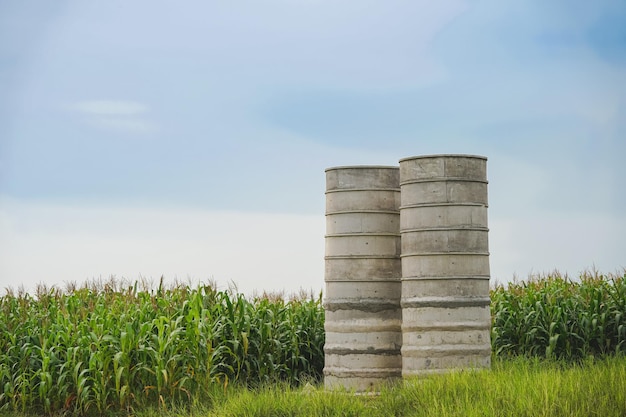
[70,100,158,134]
[73,100,148,116]
[89,116,158,134]
[0,198,325,296]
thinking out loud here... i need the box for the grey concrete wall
[399,155,491,376]
[324,166,402,391]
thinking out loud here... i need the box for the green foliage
[3,357,626,417]
[133,357,626,417]
[491,270,626,360]
[0,279,324,415]
[2,269,626,415]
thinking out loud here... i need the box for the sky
[1,0,625,296]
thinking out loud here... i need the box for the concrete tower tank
[324,166,402,390]
[399,155,491,376]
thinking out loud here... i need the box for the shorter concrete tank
[399,155,491,375]
[324,166,402,391]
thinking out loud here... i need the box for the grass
[133,356,626,417]
[5,356,622,417]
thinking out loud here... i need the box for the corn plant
[0,279,324,415]
[491,270,626,360]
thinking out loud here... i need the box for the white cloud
[69,100,158,135]
[0,198,325,296]
[90,116,158,134]
[489,213,626,284]
[72,100,148,116]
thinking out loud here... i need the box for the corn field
[491,271,626,360]
[1,271,625,415]
[0,280,324,415]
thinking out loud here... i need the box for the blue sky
[1,0,624,294]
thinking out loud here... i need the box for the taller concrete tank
[324,166,402,391]
[399,155,491,376]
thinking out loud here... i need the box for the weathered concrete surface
[326,165,401,190]
[326,234,400,257]
[401,228,488,254]
[324,166,402,391]
[400,204,487,231]
[325,257,401,281]
[327,211,399,235]
[326,189,400,213]
[399,155,491,376]
[400,181,488,206]
[401,253,490,278]
[323,280,401,303]
[399,154,487,182]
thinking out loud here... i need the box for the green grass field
[6,356,623,417]
[186,356,626,417]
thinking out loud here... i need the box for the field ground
[2,272,624,416]
[146,356,626,417]
[6,356,622,417]
[202,356,626,417]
